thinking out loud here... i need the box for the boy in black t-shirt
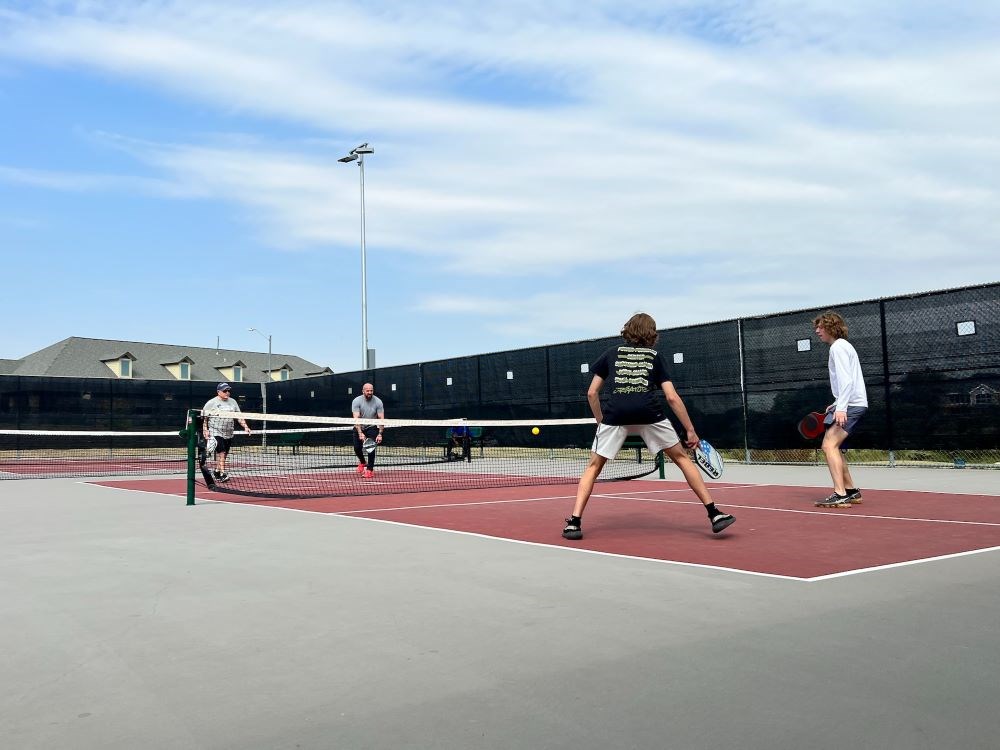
[563,313,735,539]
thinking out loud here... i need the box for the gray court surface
[2,466,998,750]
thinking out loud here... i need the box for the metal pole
[338,143,373,371]
[265,334,271,447]
[249,327,271,448]
[359,154,369,370]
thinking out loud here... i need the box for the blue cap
[217,382,231,392]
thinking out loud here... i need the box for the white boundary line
[593,492,1000,527]
[805,546,1000,581]
[87,481,1000,582]
[328,513,810,581]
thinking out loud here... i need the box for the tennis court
[3,464,998,749]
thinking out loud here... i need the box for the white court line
[804,546,1000,581]
[335,484,756,514]
[94,479,1000,528]
[593,492,1000,527]
[204,499,1000,583]
[343,485,1000,528]
[338,493,573,514]
[85,483,802,579]
[87,481,1000,581]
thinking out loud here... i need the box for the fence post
[737,319,751,464]
[879,300,895,465]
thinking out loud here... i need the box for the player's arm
[353,409,364,441]
[662,381,699,449]
[587,375,605,423]
[830,346,855,426]
[232,403,251,434]
[376,408,385,443]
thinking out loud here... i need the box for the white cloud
[1,1,999,368]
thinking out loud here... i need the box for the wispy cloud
[0,164,199,197]
[1,1,999,368]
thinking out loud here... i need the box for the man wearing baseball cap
[202,382,251,482]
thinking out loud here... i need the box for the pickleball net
[0,428,187,479]
[195,410,661,499]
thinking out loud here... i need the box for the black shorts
[211,435,233,454]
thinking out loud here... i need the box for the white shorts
[591,420,681,459]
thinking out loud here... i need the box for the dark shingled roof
[4,337,329,382]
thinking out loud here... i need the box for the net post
[184,409,198,506]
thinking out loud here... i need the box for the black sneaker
[711,513,735,534]
[844,488,863,505]
[562,519,582,540]
[815,493,851,508]
[216,471,231,483]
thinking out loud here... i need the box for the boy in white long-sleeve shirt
[813,311,869,508]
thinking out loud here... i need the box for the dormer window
[163,357,195,380]
[102,352,136,379]
[217,360,247,384]
[267,365,293,382]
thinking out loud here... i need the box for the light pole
[248,327,272,447]
[338,142,374,370]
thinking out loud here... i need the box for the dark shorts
[825,406,867,444]
[211,435,233,454]
[353,426,379,444]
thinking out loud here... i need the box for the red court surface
[96,478,1000,580]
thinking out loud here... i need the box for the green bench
[443,426,484,461]
[271,432,304,454]
[622,436,648,463]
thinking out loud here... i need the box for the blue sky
[2,1,998,373]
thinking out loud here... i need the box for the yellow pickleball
[531,427,540,435]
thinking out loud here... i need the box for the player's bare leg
[571,454,608,517]
[664,443,735,533]
[841,462,856,490]
[664,443,714,507]
[822,426,850,495]
[562,454,608,539]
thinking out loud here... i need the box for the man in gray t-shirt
[202,382,250,483]
[351,382,385,477]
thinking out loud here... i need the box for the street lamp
[248,327,272,446]
[338,142,374,369]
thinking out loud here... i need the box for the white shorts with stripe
[591,420,680,459]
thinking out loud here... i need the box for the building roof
[2,337,329,382]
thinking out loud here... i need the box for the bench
[271,432,304,454]
[622,436,648,463]
[443,426,484,462]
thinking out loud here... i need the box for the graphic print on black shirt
[590,345,671,425]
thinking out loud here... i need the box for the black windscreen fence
[373,365,423,419]
[4,284,997,453]
[741,301,889,450]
